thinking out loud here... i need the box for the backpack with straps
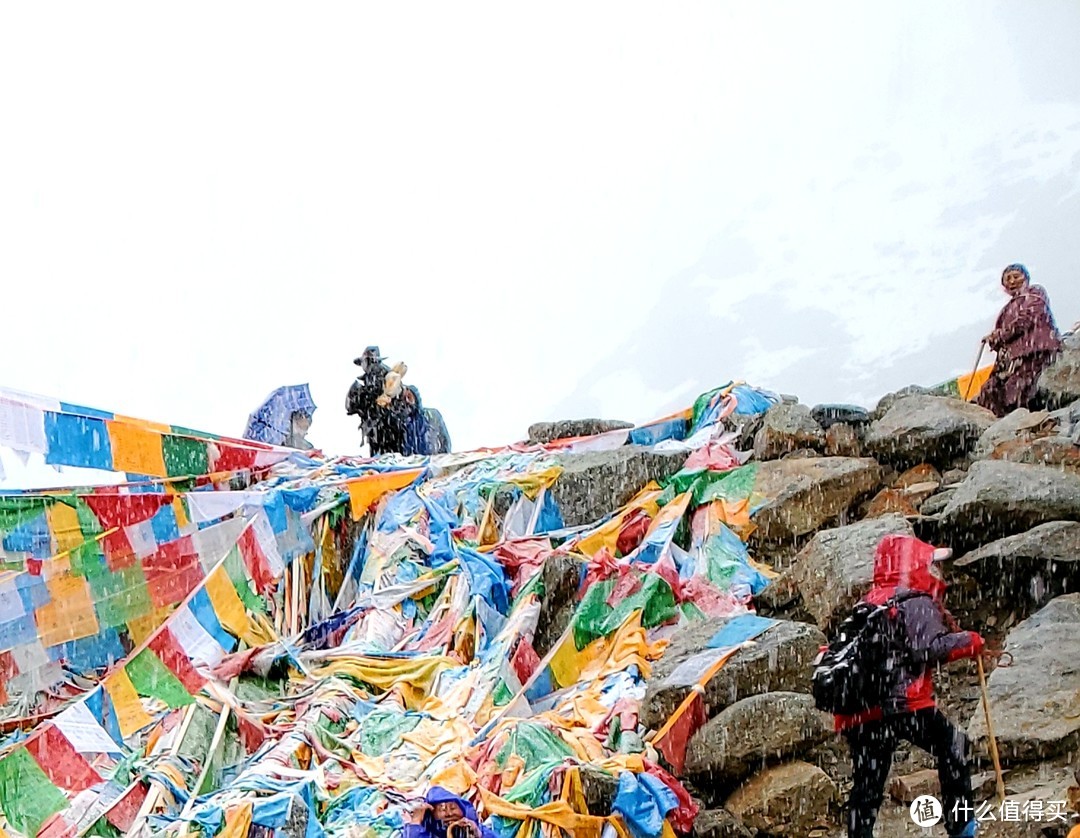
[811,591,926,715]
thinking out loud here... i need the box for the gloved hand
[969,632,985,657]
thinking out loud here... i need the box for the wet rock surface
[527,418,634,445]
[753,403,826,460]
[641,619,825,730]
[968,594,1080,763]
[864,394,997,468]
[724,760,838,838]
[789,514,914,632]
[1038,346,1080,410]
[684,692,832,787]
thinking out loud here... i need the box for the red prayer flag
[105,781,148,832]
[238,526,275,593]
[653,690,707,776]
[148,628,207,694]
[25,725,103,793]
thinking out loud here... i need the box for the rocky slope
[543,341,1080,837]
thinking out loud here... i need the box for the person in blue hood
[403,787,496,838]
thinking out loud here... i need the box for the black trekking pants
[844,708,973,838]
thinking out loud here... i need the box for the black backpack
[811,592,925,715]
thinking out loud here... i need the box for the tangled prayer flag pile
[0,382,784,838]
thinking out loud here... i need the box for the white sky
[2,2,1079,487]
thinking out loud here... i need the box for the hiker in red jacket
[837,534,986,838]
[976,263,1062,417]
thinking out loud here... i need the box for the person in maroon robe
[975,263,1061,417]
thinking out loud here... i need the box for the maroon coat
[987,284,1061,361]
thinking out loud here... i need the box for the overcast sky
[2,2,1079,486]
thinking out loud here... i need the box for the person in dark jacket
[403,787,496,838]
[346,346,398,455]
[836,534,985,838]
[975,263,1062,417]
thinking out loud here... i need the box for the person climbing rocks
[403,787,496,838]
[975,263,1062,417]
[837,534,986,838]
[400,385,452,456]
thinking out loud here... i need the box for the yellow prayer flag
[35,569,99,647]
[104,668,155,739]
[107,421,167,477]
[347,469,424,520]
[46,501,84,555]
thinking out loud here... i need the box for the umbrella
[243,384,317,446]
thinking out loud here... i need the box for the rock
[750,457,883,546]
[755,572,801,613]
[527,418,634,445]
[684,692,833,786]
[864,395,997,468]
[824,423,862,457]
[753,404,826,460]
[641,619,825,730]
[941,468,968,487]
[973,408,1055,459]
[893,463,943,490]
[579,765,618,816]
[954,522,1080,614]
[789,515,914,632]
[810,404,871,429]
[724,761,838,838]
[1038,347,1080,410]
[863,488,919,518]
[533,553,583,656]
[872,385,932,421]
[549,446,687,527]
[918,489,956,517]
[988,435,1080,470]
[692,809,753,838]
[939,461,1080,549]
[968,594,1080,762]
[888,769,999,804]
[727,413,765,450]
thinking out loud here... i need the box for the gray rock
[752,404,826,461]
[641,619,825,730]
[533,553,583,657]
[527,418,634,445]
[939,461,1080,549]
[548,446,687,527]
[953,522,1080,612]
[749,457,883,546]
[918,489,956,517]
[692,809,753,838]
[864,395,997,468]
[684,692,833,785]
[982,434,1080,470]
[810,404,871,429]
[1038,347,1080,410]
[872,385,932,421]
[579,765,618,816]
[968,594,1080,762]
[973,408,1053,460]
[724,761,838,838]
[790,514,915,632]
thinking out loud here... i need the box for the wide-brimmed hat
[354,345,387,366]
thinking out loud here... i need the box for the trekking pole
[962,340,987,401]
[976,655,1006,804]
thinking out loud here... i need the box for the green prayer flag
[162,435,209,478]
[0,497,51,533]
[0,747,70,836]
[125,648,194,708]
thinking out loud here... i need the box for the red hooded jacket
[834,535,983,732]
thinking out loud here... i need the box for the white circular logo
[910,795,943,827]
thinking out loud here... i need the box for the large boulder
[986,435,1080,470]
[789,514,914,632]
[723,761,838,838]
[810,404,871,430]
[684,692,832,786]
[692,809,753,838]
[938,461,1080,550]
[641,619,825,730]
[1038,346,1080,409]
[972,408,1055,460]
[749,457,883,547]
[527,418,634,445]
[824,423,862,457]
[549,446,687,527]
[752,404,826,460]
[968,594,1080,762]
[864,395,997,468]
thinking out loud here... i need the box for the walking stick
[976,655,1006,804]
[962,340,987,401]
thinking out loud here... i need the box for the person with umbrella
[244,384,318,450]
